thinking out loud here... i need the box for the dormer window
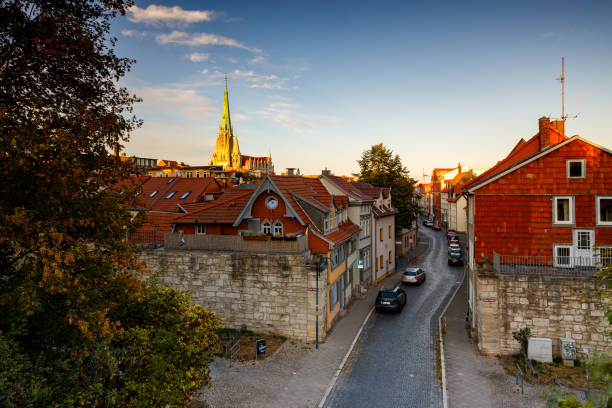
[566,159,586,179]
[149,190,158,197]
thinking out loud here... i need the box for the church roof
[221,75,231,132]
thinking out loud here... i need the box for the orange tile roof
[149,177,218,212]
[351,182,381,199]
[134,177,178,209]
[136,211,178,234]
[325,222,361,245]
[325,175,373,201]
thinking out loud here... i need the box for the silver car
[401,267,426,285]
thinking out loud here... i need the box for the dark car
[432,222,441,231]
[401,267,426,285]
[375,286,407,312]
[448,251,464,266]
[448,237,460,245]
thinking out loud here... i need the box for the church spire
[221,73,231,132]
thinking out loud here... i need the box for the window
[554,245,572,267]
[167,178,174,184]
[330,281,338,309]
[379,255,383,269]
[600,247,612,267]
[566,159,586,179]
[149,190,158,197]
[388,251,392,263]
[165,191,176,199]
[196,224,206,235]
[577,231,591,250]
[553,196,573,224]
[180,191,191,199]
[380,228,383,241]
[596,196,612,225]
[273,221,283,236]
[262,221,271,235]
[324,217,329,233]
[388,225,392,238]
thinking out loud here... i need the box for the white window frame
[596,196,612,226]
[273,221,283,236]
[196,224,206,235]
[553,196,573,225]
[262,220,272,235]
[598,246,612,267]
[566,159,586,179]
[553,244,573,268]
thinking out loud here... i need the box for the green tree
[354,143,419,228]
[0,1,218,406]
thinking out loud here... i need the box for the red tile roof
[351,182,381,199]
[325,175,374,201]
[463,126,567,190]
[173,188,255,224]
[149,177,219,212]
[325,222,361,245]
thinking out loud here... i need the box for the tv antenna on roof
[556,57,579,121]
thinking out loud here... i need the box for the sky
[114,0,612,182]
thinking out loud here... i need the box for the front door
[573,229,594,267]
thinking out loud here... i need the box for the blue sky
[114,0,612,181]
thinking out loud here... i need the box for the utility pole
[556,57,565,120]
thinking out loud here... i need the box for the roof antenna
[556,57,579,120]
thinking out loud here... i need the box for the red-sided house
[171,175,361,329]
[464,117,612,355]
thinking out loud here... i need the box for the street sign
[256,339,266,357]
[357,259,364,269]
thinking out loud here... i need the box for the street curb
[318,307,375,408]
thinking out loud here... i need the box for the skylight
[149,190,158,197]
[166,192,176,199]
[180,191,191,199]
[167,178,174,184]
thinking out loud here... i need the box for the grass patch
[214,327,287,362]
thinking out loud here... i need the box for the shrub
[512,327,531,354]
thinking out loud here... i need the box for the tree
[354,143,419,228]
[0,1,218,406]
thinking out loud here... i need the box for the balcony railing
[163,232,309,253]
[492,251,609,277]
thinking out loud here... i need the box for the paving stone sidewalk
[444,276,549,408]
[195,233,430,408]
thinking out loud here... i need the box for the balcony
[163,232,309,253]
[492,251,610,277]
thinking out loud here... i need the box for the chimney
[550,119,565,137]
[539,117,551,150]
[321,167,331,177]
[286,168,295,176]
[457,162,461,174]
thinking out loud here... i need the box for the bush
[512,327,531,354]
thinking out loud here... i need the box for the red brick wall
[474,140,612,262]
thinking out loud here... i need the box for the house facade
[464,117,612,356]
[171,175,360,330]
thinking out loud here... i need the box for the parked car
[448,237,460,245]
[401,267,426,285]
[447,229,456,237]
[375,286,407,312]
[448,251,464,266]
[448,247,462,255]
[432,223,441,231]
[424,220,433,228]
[448,243,461,252]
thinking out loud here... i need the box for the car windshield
[450,253,462,258]
[379,291,397,298]
[403,271,418,276]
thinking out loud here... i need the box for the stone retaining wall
[138,249,327,342]
[474,270,610,358]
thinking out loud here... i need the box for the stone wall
[474,269,610,358]
[138,249,327,342]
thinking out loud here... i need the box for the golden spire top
[221,73,231,132]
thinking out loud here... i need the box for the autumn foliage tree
[355,143,419,228]
[0,1,218,406]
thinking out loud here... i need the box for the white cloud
[134,85,214,119]
[262,101,342,135]
[156,31,262,54]
[249,54,265,65]
[187,52,209,62]
[231,69,288,90]
[121,29,149,38]
[128,5,216,26]
[233,114,250,121]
